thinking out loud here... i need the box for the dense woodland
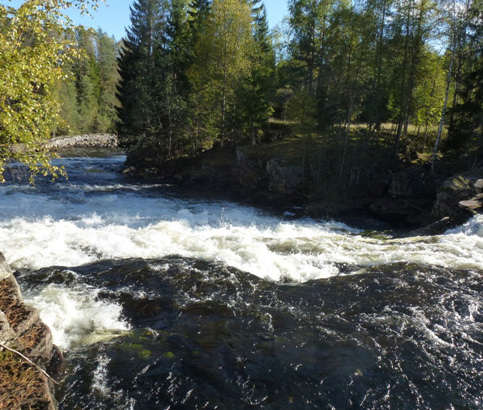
[1,0,482,188]
[56,28,120,135]
[110,0,482,180]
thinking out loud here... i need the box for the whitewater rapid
[1,152,483,351]
[1,154,483,282]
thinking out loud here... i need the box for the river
[0,149,482,408]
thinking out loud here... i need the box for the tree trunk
[431,39,455,173]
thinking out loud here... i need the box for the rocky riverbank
[0,253,60,409]
[45,134,118,150]
[125,144,483,232]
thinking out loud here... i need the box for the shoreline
[0,254,60,409]
[123,145,483,234]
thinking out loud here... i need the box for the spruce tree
[117,0,171,161]
[239,0,275,145]
[74,27,100,133]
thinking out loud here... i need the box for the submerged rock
[0,253,59,409]
[20,257,483,409]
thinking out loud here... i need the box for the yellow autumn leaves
[0,0,97,182]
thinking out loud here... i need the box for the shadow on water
[17,258,483,409]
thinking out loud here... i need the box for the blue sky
[6,0,289,40]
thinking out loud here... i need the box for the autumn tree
[0,0,98,182]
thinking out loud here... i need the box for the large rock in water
[432,169,483,222]
[0,253,60,409]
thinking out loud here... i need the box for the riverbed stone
[266,158,304,194]
[0,252,12,281]
[0,310,21,348]
[459,193,483,214]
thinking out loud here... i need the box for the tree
[55,62,80,135]
[189,0,254,146]
[74,27,100,132]
[287,0,339,98]
[388,0,438,158]
[117,0,171,160]
[411,49,445,150]
[444,0,483,166]
[54,27,119,135]
[358,0,393,130]
[0,0,98,182]
[238,0,276,145]
[95,29,120,133]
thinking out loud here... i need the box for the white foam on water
[24,284,131,350]
[1,154,482,356]
[90,353,137,408]
[2,212,483,283]
[2,156,483,296]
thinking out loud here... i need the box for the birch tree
[189,0,254,146]
[0,0,98,182]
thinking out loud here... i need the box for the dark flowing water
[1,150,482,409]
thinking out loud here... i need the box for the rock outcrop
[235,148,306,198]
[432,169,483,223]
[0,253,60,409]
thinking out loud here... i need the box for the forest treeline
[2,0,480,183]
[56,28,120,135]
[0,1,122,181]
[113,0,482,179]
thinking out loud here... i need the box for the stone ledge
[0,253,59,409]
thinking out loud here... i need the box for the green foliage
[189,0,254,145]
[57,27,120,135]
[446,0,483,162]
[114,0,482,176]
[238,1,276,145]
[0,0,98,182]
[117,0,191,162]
[95,29,121,133]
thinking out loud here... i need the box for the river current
[1,150,482,408]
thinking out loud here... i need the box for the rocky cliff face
[0,253,60,409]
[432,169,483,223]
